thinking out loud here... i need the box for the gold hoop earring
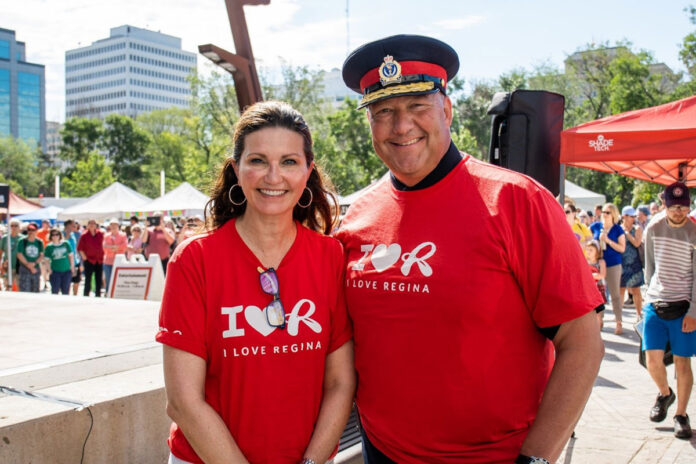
[297,187,313,208]
[228,184,246,206]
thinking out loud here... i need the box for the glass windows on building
[0,40,9,60]
[17,72,40,143]
[0,69,9,136]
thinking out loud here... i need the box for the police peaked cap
[342,34,459,109]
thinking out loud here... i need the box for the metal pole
[160,170,165,197]
[6,216,11,290]
[55,175,60,199]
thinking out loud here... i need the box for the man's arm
[684,244,696,332]
[163,227,176,245]
[518,311,604,461]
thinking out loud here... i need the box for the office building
[65,25,196,120]
[45,120,64,165]
[0,27,46,149]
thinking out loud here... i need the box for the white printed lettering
[221,306,245,338]
[401,242,436,276]
[352,244,374,271]
[287,299,322,336]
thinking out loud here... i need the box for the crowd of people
[0,213,204,296]
[565,188,696,439]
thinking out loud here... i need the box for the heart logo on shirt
[244,305,276,336]
[370,243,402,272]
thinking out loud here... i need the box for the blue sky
[4,0,694,122]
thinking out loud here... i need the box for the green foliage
[61,151,114,197]
[102,114,151,189]
[0,136,39,196]
[452,80,498,159]
[59,117,103,166]
[679,6,696,77]
[318,98,386,195]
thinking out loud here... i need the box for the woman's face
[234,127,313,221]
[564,204,575,225]
[50,233,61,243]
[601,207,614,224]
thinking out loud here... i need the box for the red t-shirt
[156,219,352,464]
[77,230,104,264]
[103,232,128,265]
[334,156,603,464]
[145,227,173,260]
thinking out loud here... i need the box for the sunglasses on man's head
[258,267,286,329]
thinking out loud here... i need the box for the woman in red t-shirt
[157,101,355,464]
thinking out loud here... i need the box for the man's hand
[28,263,37,274]
[682,315,696,333]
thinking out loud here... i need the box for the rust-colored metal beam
[199,0,268,112]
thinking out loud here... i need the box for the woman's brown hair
[205,101,338,234]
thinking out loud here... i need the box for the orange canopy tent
[560,96,696,186]
[0,191,42,216]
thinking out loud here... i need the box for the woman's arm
[163,345,250,464]
[626,226,642,248]
[607,232,626,253]
[302,341,356,464]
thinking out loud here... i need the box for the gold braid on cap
[358,81,435,108]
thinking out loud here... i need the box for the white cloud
[433,16,485,30]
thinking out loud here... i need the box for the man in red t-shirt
[335,35,605,464]
[77,219,104,297]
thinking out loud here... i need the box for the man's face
[367,92,452,187]
[41,221,49,230]
[87,221,97,232]
[666,205,690,225]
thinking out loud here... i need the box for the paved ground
[557,305,696,464]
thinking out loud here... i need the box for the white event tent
[340,178,605,214]
[129,182,209,218]
[564,180,606,212]
[57,182,151,222]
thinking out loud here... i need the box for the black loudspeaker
[487,90,564,197]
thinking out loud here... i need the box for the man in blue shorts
[643,181,696,439]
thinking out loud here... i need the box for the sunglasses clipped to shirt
[258,267,286,329]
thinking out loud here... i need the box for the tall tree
[0,136,41,196]
[61,151,114,197]
[58,117,103,167]
[102,114,151,189]
[318,98,386,195]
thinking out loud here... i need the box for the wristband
[515,455,550,464]
[300,459,316,464]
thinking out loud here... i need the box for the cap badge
[673,186,684,197]
[378,55,402,86]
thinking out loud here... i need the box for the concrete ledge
[336,443,363,464]
[0,365,169,463]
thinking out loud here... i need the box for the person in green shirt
[1,218,22,291]
[44,228,75,295]
[17,223,44,293]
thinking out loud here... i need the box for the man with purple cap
[335,34,604,464]
[643,181,696,439]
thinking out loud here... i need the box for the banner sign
[0,184,9,208]
[110,266,153,300]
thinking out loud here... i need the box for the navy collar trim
[390,141,462,191]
